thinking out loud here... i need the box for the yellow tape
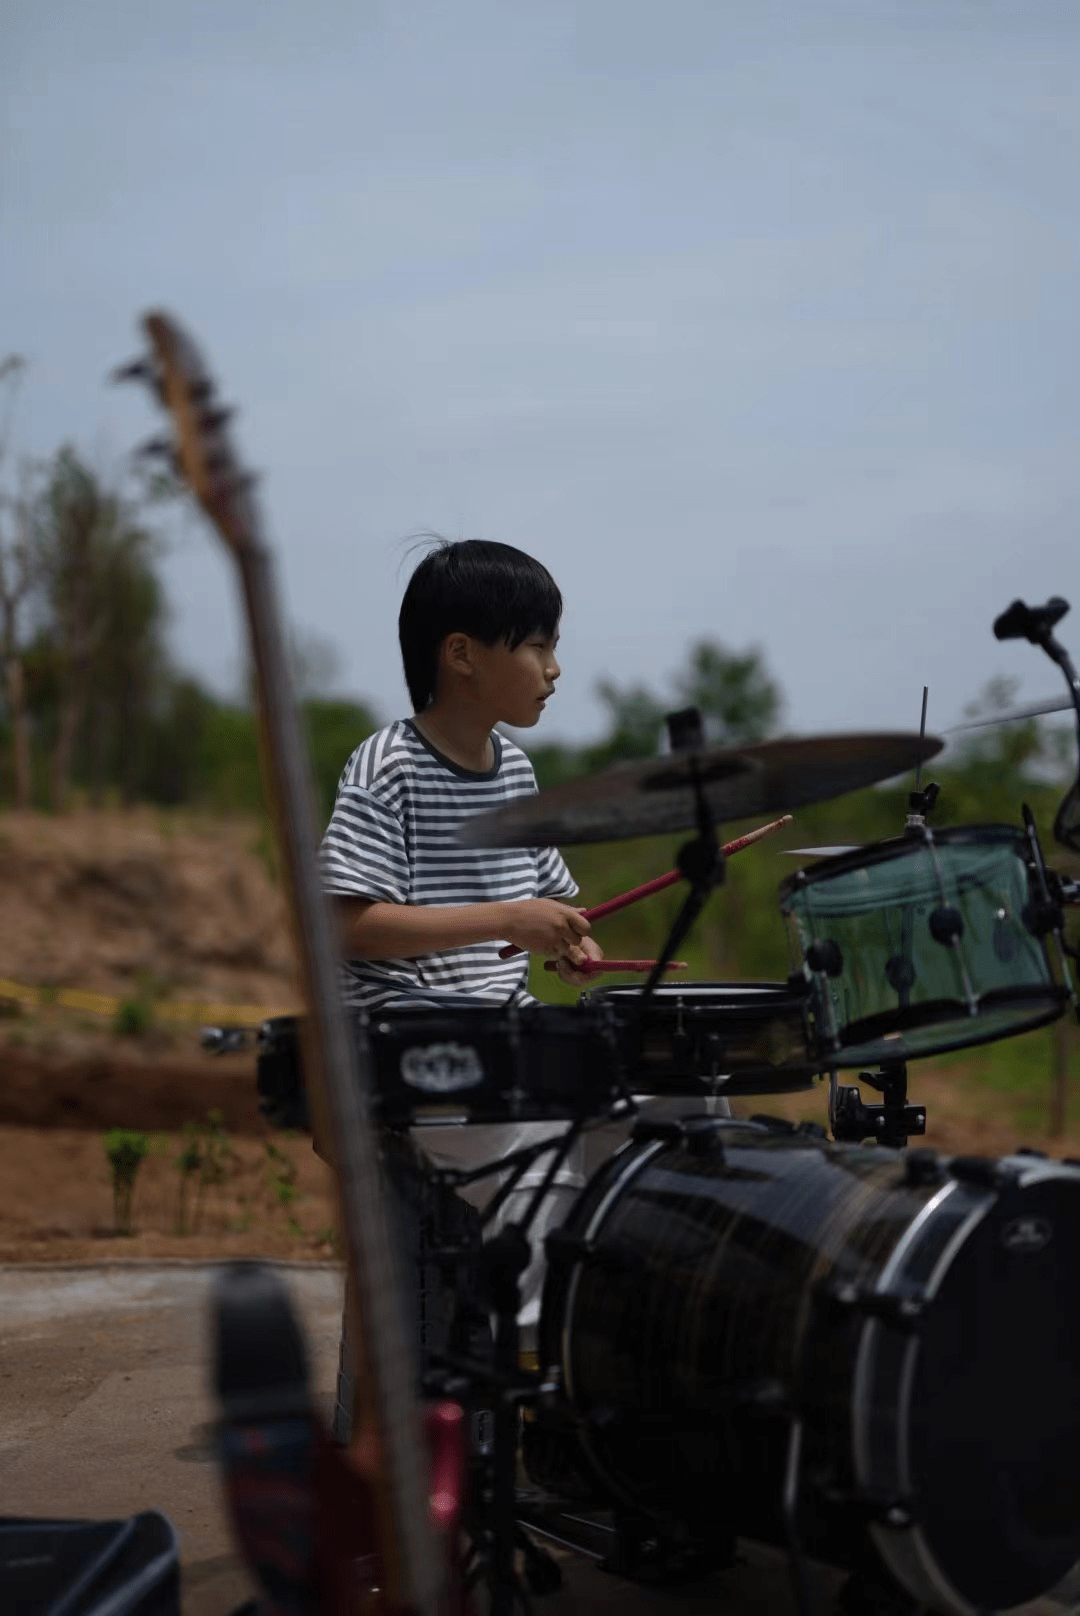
[0,975,294,1026]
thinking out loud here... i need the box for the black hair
[398,539,562,712]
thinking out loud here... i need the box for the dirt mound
[1,1037,264,1133]
[0,807,298,1009]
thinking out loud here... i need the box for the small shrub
[195,1109,232,1230]
[174,1124,202,1233]
[114,998,153,1037]
[102,1129,150,1235]
[264,1139,298,1220]
[316,1225,343,1258]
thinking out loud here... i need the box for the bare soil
[0,1123,338,1264]
[0,806,298,1011]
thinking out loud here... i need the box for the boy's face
[472,628,562,728]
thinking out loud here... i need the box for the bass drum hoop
[557,1136,669,1511]
[855,1155,1080,1616]
[852,1173,993,1616]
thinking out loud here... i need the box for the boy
[319,539,601,1436]
[320,538,601,1000]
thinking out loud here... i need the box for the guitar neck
[132,311,439,1615]
[238,539,438,1611]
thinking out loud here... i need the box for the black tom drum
[538,1119,1080,1614]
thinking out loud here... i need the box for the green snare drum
[780,824,1066,1067]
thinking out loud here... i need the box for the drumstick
[542,959,689,976]
[499,813,793,959]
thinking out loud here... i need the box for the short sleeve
[536,845,578,901]
[319,784,410,904]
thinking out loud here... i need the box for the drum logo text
[1001,1215,1052,1254]
[400,1042,485,1093]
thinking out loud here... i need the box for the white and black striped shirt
[319,719,577,1010]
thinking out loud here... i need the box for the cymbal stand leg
[781,1413,813,1616]
[641,755,725,1005]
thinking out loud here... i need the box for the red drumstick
[542,958,689,976]
[499,812,793,959]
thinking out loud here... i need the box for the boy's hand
[501,899,591,957]
[555,933,604,987]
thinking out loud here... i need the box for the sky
[3,0,1080,751]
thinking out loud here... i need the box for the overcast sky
[4,0,1079,751]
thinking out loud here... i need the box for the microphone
[994,598,1070,644]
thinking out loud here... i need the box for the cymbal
[459,732,944,848]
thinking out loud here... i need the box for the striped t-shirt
[319,719,577,1010]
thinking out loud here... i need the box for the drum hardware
[830,1063,926,1148]
[200,1023,249,1054]
[994,595,1080,853]
[783,824,1068,1068]
[945,1153,1022,1191]
[1022,803,1079,1013]
[534,1118,1080,1616]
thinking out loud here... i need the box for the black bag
[0,1510,180,1616]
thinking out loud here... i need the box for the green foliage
[174,1123,202,1234]
[102,1128,150,1235]
[674,641,781,745]
[264,1139,298,1211]
[172,1111,234,1234]
[114,997,153,1037]
[304,698,380,825]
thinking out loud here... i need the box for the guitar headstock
[114,311,259,557]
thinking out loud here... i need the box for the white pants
[331,1099,730,1441]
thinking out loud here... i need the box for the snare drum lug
[861,1294,925,1330]
[929,903,964,945]
[817,1281,925,1331]
[948,1155,1021,1191]
[544,1227,594,1267]
[807,938,844,977]
[796,1120,827,1139]
[684,1116,724,1156]
[901,1147,944,1187]
[749,1114,798,1133]
[630,1117,685,1144]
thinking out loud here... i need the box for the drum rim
[778,822,1027,903]
[854,1156,1080,1614]
[559,1136,670,1515]
[827,983,1067,1067]
[584,979,813,1010]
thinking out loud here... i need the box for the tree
[586,640,783,767]
[589,679,667,765]
[0,356,34,807]
[26,448,170,809]
[673,640,782,746]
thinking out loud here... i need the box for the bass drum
[537,1117,1080,1615]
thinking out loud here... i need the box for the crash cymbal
[459,731,944,848]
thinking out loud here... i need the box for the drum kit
[247,598,1080,1616]
[122,310,1080,1616]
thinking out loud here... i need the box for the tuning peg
[200,404,234,430]
[111,357,153,385]
[135,435,175,459]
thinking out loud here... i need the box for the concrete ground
[1,1262,1077,1616]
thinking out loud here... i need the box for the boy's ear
[440,631,476,679]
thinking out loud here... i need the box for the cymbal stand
[428,1120,588,1616]
[640,711,726,1006]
